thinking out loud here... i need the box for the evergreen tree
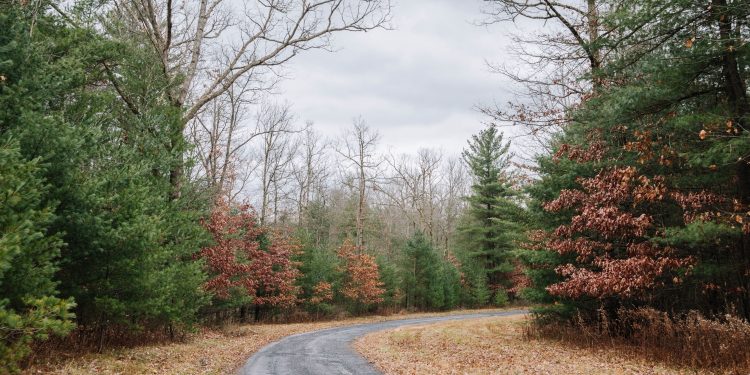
[375,256,403,311]
[399,233,461,310]
[0,142,75,373]
[297,244,340,314]
[526,0,750,321]
[0,7,78,369]
[439,261,462,309]
[401,233,440,310]
[0,1,209,348]
[459,125,523,301]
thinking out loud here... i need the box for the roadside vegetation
[526,307,750,373]
[27,309,516,374]
[355,315,692,375]
[481,0,750,372]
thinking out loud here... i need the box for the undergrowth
[526,307,750,373]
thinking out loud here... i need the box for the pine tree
[459,125,523,301]
[0,1,209,344]
[400,232,460,310]
[0,142,75,373]
[526,0,750,321]
[296,238,340,316]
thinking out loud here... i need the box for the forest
[1,0,749,373]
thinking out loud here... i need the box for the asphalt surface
[239,309,528,375]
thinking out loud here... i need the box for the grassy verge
[527,307,750,373]
[24,308,515,374]
[354,314,699,375]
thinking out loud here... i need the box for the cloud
[278,0,523,154]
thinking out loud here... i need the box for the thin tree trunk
[713,0,750,319]
[586,0,600,89]
[357,149,366,251]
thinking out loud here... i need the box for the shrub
[526,307,750,373]
[493,289,509,307]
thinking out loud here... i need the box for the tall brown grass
[526,307,750,373]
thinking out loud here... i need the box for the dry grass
[23,308,513,375]
[527,307,750,374]
[355,315,696,375]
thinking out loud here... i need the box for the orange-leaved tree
[198,200,300,317]
[309,281,334,305]
[543,167,694,300]
[337,239,385,306]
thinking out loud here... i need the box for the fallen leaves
[26,308,513,374]
[355,315,693,375]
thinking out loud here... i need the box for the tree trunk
[586,0,601,89]
[713,0,750,319]
[169,122,184,200]
[356,150,366,251]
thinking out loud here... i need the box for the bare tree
[189,77,259,202]
[383,148,443,243]
[380,149,470,256]
[291,125,330,223]
[255,101,298,225]
[108,0,391,198]
[479,0,607,150]
[484,0,603,82]
[435,156,469,254]
[335,118,381,251]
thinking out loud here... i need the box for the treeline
[0,1,529,372]
[482,0,750,370]
[194,123,525,322]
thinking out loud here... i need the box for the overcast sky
[278,0,522,156]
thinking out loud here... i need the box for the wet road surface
[239,309,528,375]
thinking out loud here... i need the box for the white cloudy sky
[277,0,525,156]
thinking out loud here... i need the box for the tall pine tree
[459,125,523,303]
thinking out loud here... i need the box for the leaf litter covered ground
[354,315,700,375]
[25,308,513,374]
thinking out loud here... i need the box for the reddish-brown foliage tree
[198,200,300,308]
[508,262,532,297]
[337,240,385,305]
[671,191,750,235]
[309,281,334,305]
[543,167,695,299]
[251,229,301,307]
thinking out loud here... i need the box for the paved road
[239,309,528,375]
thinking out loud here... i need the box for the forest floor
[354,315,704,375]
[24,308,516,375]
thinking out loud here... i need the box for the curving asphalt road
[239,309,528,375]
